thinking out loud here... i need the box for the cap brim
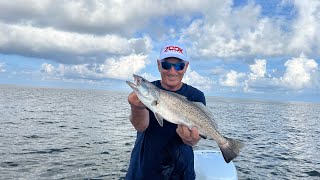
[160,53,187,61]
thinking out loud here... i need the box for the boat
[194,150,238,180]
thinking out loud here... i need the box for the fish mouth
[126,81,138,91]
[126,74,140,91]
[133,74,143,86]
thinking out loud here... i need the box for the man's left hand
[176,125,201,146]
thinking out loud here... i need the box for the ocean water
[0,86,319,180]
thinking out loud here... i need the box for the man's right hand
[128,92,149,131]
[128,92,146,109]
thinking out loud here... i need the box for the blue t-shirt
[126,80,206,180]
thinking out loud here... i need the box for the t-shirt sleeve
[187,87,206,106]
[195,91,206,106]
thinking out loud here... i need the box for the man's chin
[166,78,178,83]
[167,81,180,87]
[166,76,180,81]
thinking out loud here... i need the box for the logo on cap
[164,46,184,54]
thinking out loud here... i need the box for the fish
[126,74,244,163]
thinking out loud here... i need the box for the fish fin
[154,112,164,127]
[218,137,245,163]
[192,102,218,129]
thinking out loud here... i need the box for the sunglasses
[161,61,186,71]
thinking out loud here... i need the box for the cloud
[244,59,272,92]
[41,63,54,74]
[181,2,290,59]
[103,53,150,80]
[0,62,5,72]
[249,59,266,79]
[210,66,226,75]
[279,54,319,90]
[183,67,214,91]
[178,0,320,60]
[222,55,319,92]
[288,0,320,56]
[0,0,216,35]
[40,53,149,81]
[219,70,246,87]
[2,0,320,63]
[139,73,158,82]
[0,22,152,64]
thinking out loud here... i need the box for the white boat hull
[194,150,238,180]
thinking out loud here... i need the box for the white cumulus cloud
[181,2,289,59]
[183,67,214,91]
[40,63,55,74]
[219,70,246,87]
[229,55,319,93]
[103,54,150,80]
[289,0,320,56]
[40,53,149,81]
[279,54,319,90]
[249,59,266,79]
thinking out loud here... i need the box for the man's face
[157,57,189,91]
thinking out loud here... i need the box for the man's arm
[128,92,149,132]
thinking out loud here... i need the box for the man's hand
[128,92,146,109]
[128,92,149,131]
[176,125,201,146]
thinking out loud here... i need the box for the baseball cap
[159,42,188,61]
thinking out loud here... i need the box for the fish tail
[218,137,244,163]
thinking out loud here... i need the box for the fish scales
[158,90,224,142]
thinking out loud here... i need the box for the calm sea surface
[0,86,319,180]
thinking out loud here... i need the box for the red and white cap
[159,42,188,61]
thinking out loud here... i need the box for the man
[126,42,206,180]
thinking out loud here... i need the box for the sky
[0,0,319,102]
